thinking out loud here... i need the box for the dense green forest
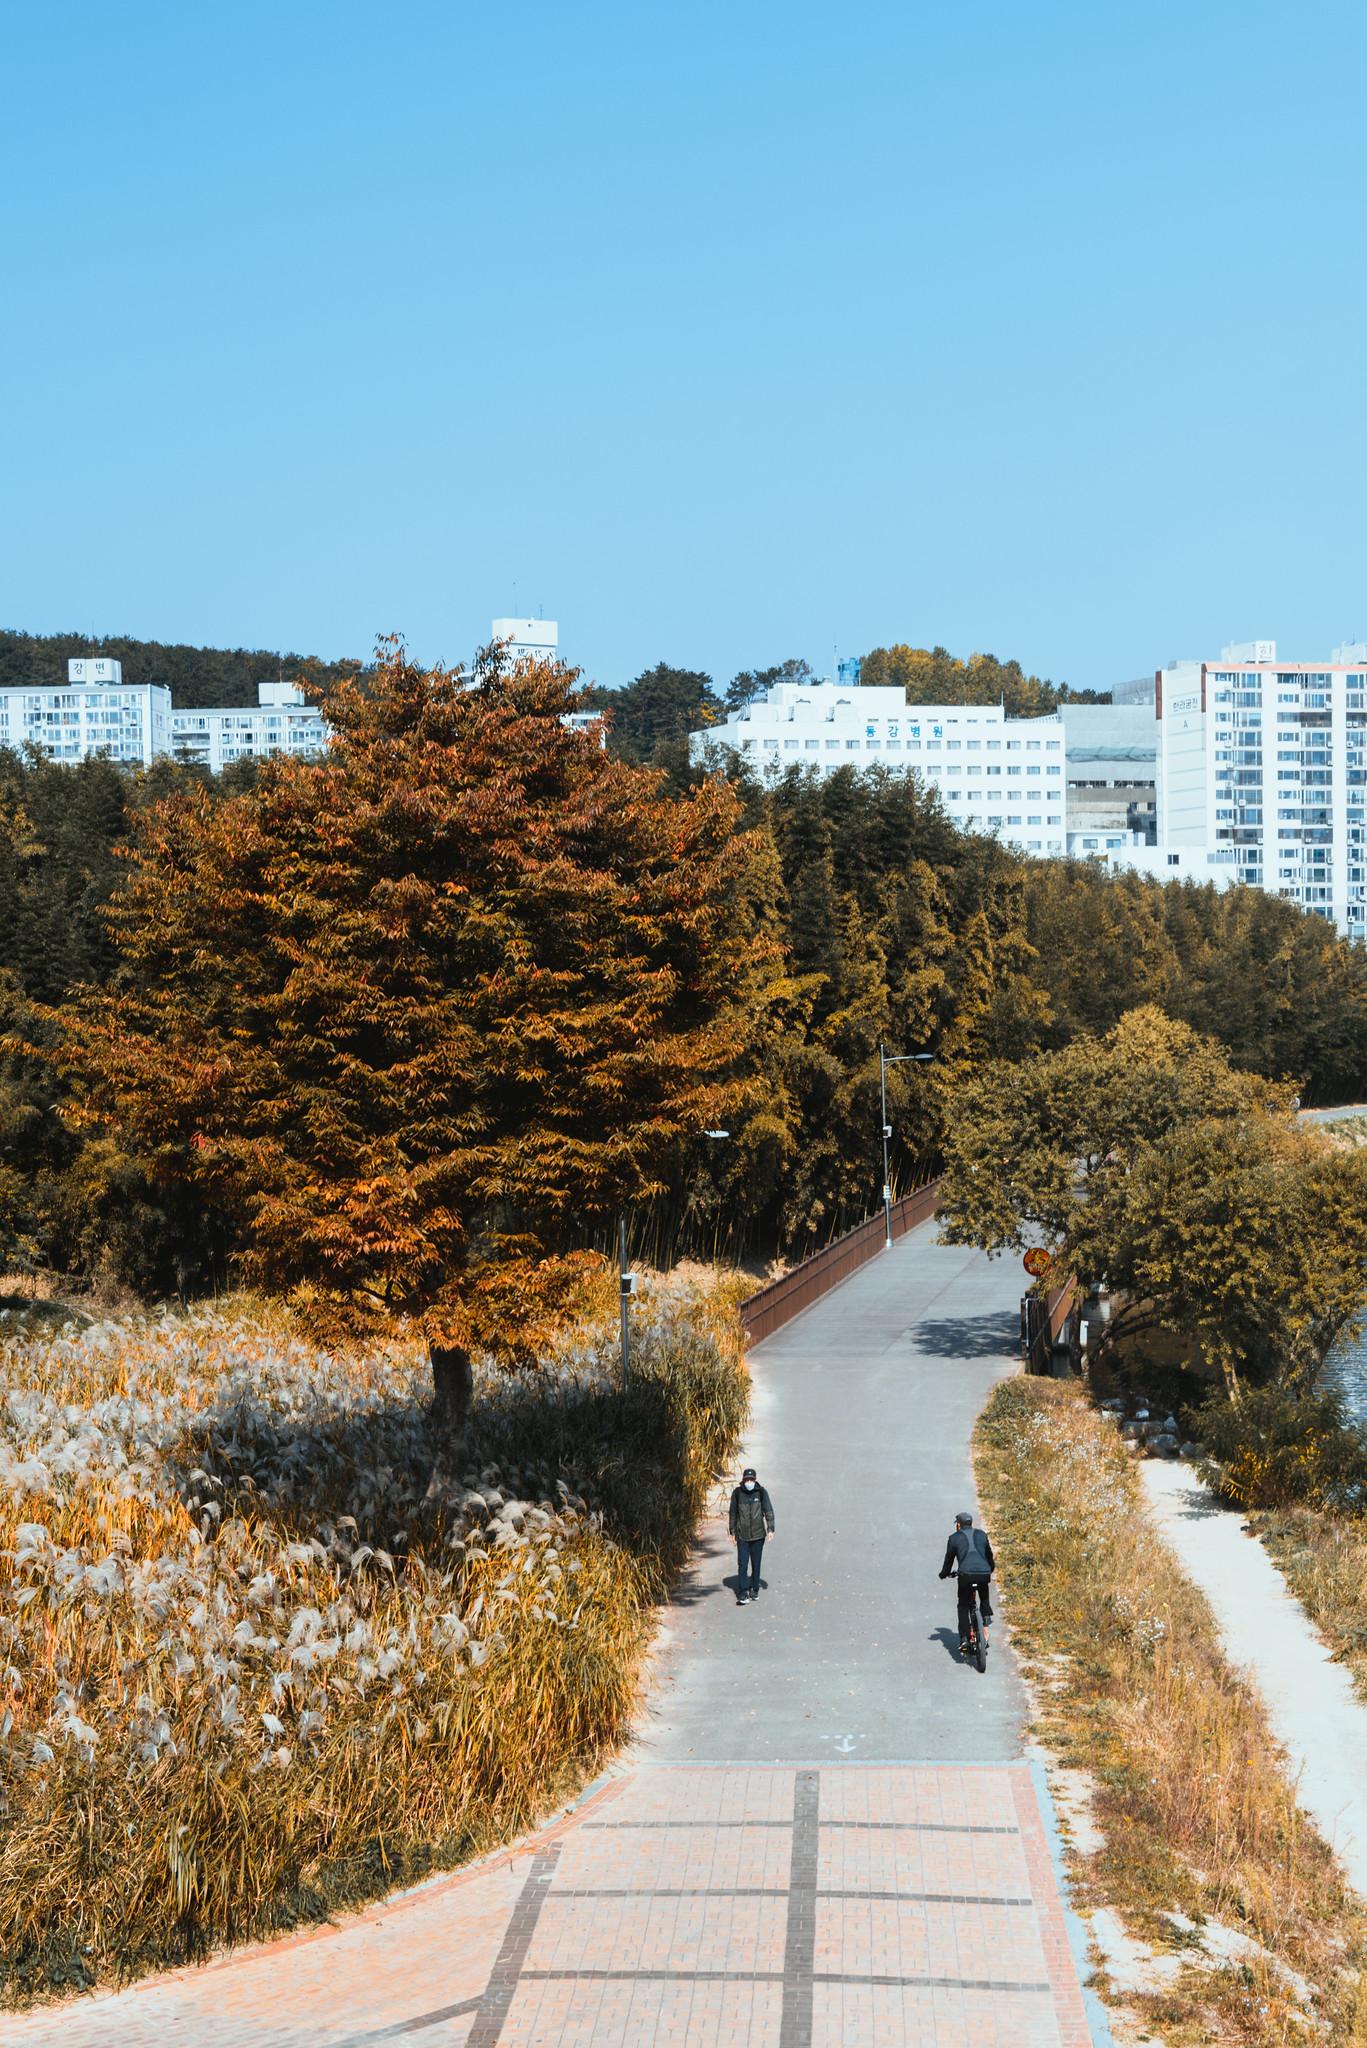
[0,629,359,709]
[2,712,1363,1301]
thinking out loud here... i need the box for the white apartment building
[1157,639,1367,935]
[170,681,329,772]
[692,681,1068,855]
[0,659,329,774]
[0,660,171,766]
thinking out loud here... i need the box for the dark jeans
[736,1537,765,1596]
[957,1573,993,1640]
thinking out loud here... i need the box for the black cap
[742,1467,757,1480]
[955,1511,974,1526]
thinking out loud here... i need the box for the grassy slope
[1259,1510,1367,1709]
[975,1376,1367,2047]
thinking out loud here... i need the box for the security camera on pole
[879,1044,934,1250]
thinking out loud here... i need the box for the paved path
[636,1223,1028,1763]
[1143,1458,1367,1897]
[3,1227,1101,2047]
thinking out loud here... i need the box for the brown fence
[739,1182,940,1346]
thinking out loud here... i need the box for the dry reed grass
[1259,1509,1367,1708]
[975,1376,1367,2046]
[0,1264,748,2004]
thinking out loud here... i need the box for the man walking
[728,1466,775,1604]
[939,1510,995,1655]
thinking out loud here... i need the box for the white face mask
[744,1480,756,1491]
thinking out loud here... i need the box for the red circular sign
[1022,1247,1051,1279]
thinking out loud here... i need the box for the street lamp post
[619,1215,633,1391]
[879,1044,934,1250]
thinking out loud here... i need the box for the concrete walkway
[635,1224,1029,1763]
[1143,1459,1367,1898]
[2,1226,1101,2048]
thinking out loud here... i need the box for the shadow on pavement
[929,1626,966,1663]
[911,1313,1018,1362]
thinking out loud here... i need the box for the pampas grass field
[0,1265,749,2004]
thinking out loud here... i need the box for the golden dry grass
[0,1265,748,2004]
[1259,1509,1367,1708]
[975,1376,1367,2047]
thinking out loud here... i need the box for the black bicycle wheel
[975,1628,987,1674]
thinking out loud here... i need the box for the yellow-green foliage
[0,1269,748,2003]
[976,1377,1367,2047]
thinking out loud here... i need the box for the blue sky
[3,1,1366,692]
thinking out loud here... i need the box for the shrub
[1193,1382,1367,1512]
[0,1271,747,2003]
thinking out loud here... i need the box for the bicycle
[961,1582,989,1673]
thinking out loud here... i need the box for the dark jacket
[940,1527,994,1580]
[729,1483,775,1542]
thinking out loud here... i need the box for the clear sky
[4,1,1366,692]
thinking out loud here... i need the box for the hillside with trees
[859,643,1111,716]
[3,652,1366,1308]
[0,628,360,709]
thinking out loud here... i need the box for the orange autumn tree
[62,642,775,1481]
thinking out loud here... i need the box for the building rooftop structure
[492,617,558,663]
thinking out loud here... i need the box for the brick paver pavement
[0,1764,1093,2048]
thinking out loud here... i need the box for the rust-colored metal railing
[739,1182,940,1346]
[1022,1277,1080,1375]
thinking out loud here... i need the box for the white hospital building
[1156,639,1367,934]
[691,681,1067,855]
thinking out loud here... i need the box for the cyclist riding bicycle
[939,1510,995,1657]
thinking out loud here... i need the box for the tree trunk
[425,1342,474,1501]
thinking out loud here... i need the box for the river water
[1327,1330,1367,1421]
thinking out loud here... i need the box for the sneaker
[736,1595,747,1606]
[748,1589,758,1601]
[959,1642,970,1657]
